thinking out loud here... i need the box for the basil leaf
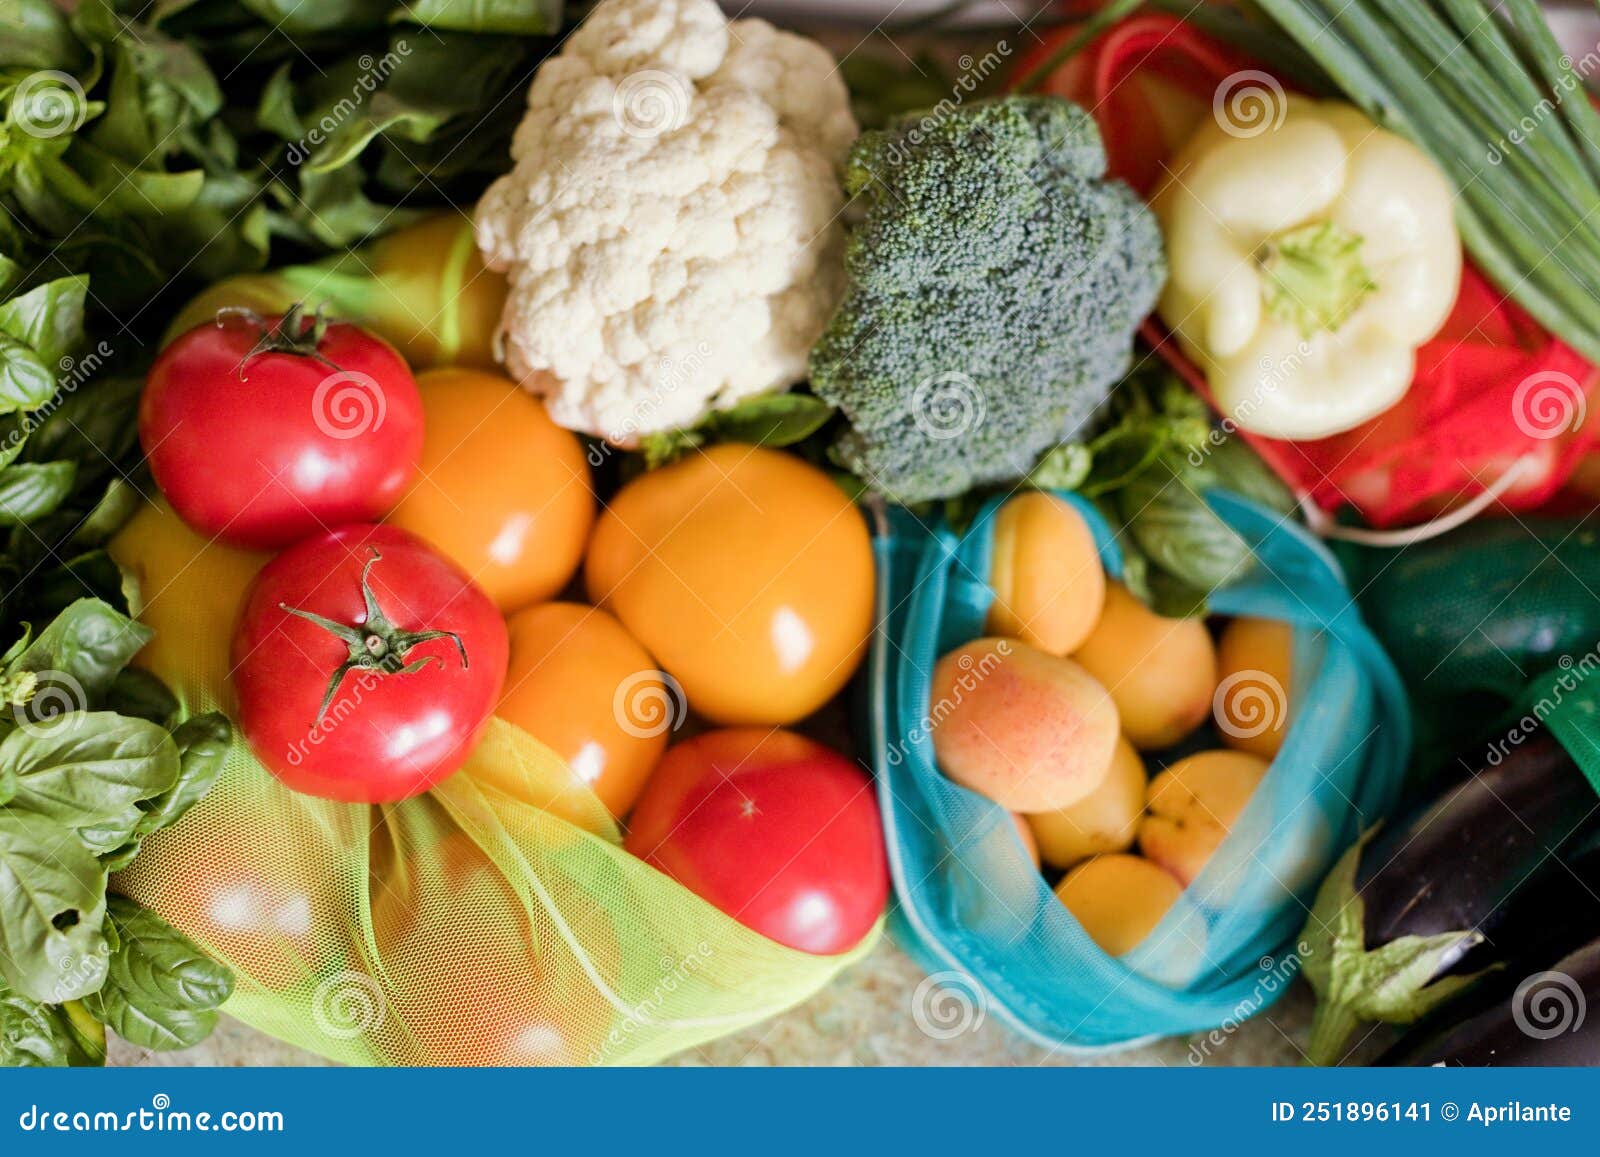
[639,428,703,470]
[398,0,562,34]
[1202,437,1296,515]
[238,0,393,36]
[0,0,88,71]
[134,711,229,838]
[0,334,57,413]
[0,461,76,526]
[83,895,232,1052]
[70,475,143,547]
[102,667,177,728]
[71,141,206,217]
[8,597,151,700]
[708,394,835,449]
[1,624,32,667]
[0,987,107,1066]
[1,713,180,853]
[1145,569,1212,620]
[22,375,141,472]
[0,983,71,1066]
[256,62,302,139]
[0,275,86,371]
[306,90,451,176]
[1119,458,1255,595]
[11,552,130,625]
[0,810,108,1003]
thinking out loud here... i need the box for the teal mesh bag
[867,491,1412,1050]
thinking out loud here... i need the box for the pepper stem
[1258,221,1378,339]
[279,548,469,725]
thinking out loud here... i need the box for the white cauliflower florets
[475,0,858,442]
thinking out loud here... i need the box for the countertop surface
[109,939,1368,1068]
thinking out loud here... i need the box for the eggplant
[1300,730,1600,1065]
[1379,936,1600,1066]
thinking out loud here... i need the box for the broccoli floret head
[809,95,1166,503]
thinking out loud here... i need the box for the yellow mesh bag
[107,501,877,1066]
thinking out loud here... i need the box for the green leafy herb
[0,809,109,1003]
[83,896,233,1052]
[1029,364,1293,616]
[638,393,837,469]
[6,598,152,702]
[1,0,562,318]
[1,714,181,855]
[0,985,105,1066]
[0,600,232,1063]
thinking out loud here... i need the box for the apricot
[1214,617,1294,759]
[929,638,1119,812]
[1027,737,1147,868]
[1054,854,1182,957]
[1071,582,1217,749]
[1139,750,1270,885]
[986,492,1106,655]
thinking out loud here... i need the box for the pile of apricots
[928,492,1295,969]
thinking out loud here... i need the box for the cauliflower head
[475,0,857,442]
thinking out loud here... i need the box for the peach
[929,638,1119,812]
[1214,616,1294,759]
[1054,854,1182,956]
[1071,582,1217,749]
[1027,737,1147,868]
[1138,750,1270,885]
[986,492,1106,655]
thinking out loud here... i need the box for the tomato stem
[217,301,346,379]
[280,548,469,725]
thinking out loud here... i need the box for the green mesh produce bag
[108,503,877,1066]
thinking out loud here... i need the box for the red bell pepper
[1015,13,1600,527]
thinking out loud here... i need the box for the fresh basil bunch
[0,279,151,653]
[0,597,232,1067]
[0,0,563,319]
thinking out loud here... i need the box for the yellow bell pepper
[1152,98,1461,439]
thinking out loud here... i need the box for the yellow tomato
[387,369,594,613]
[106,499,269,707]
[586,445,874,725]
[497,602,669,820]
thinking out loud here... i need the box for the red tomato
[141,308,424,550]
[624,729,888,955]
[231,524,508,802]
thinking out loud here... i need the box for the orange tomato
[386,368,593,613]
[106,498,270,706]
[497,602,670,819]
[586,445,875,725]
